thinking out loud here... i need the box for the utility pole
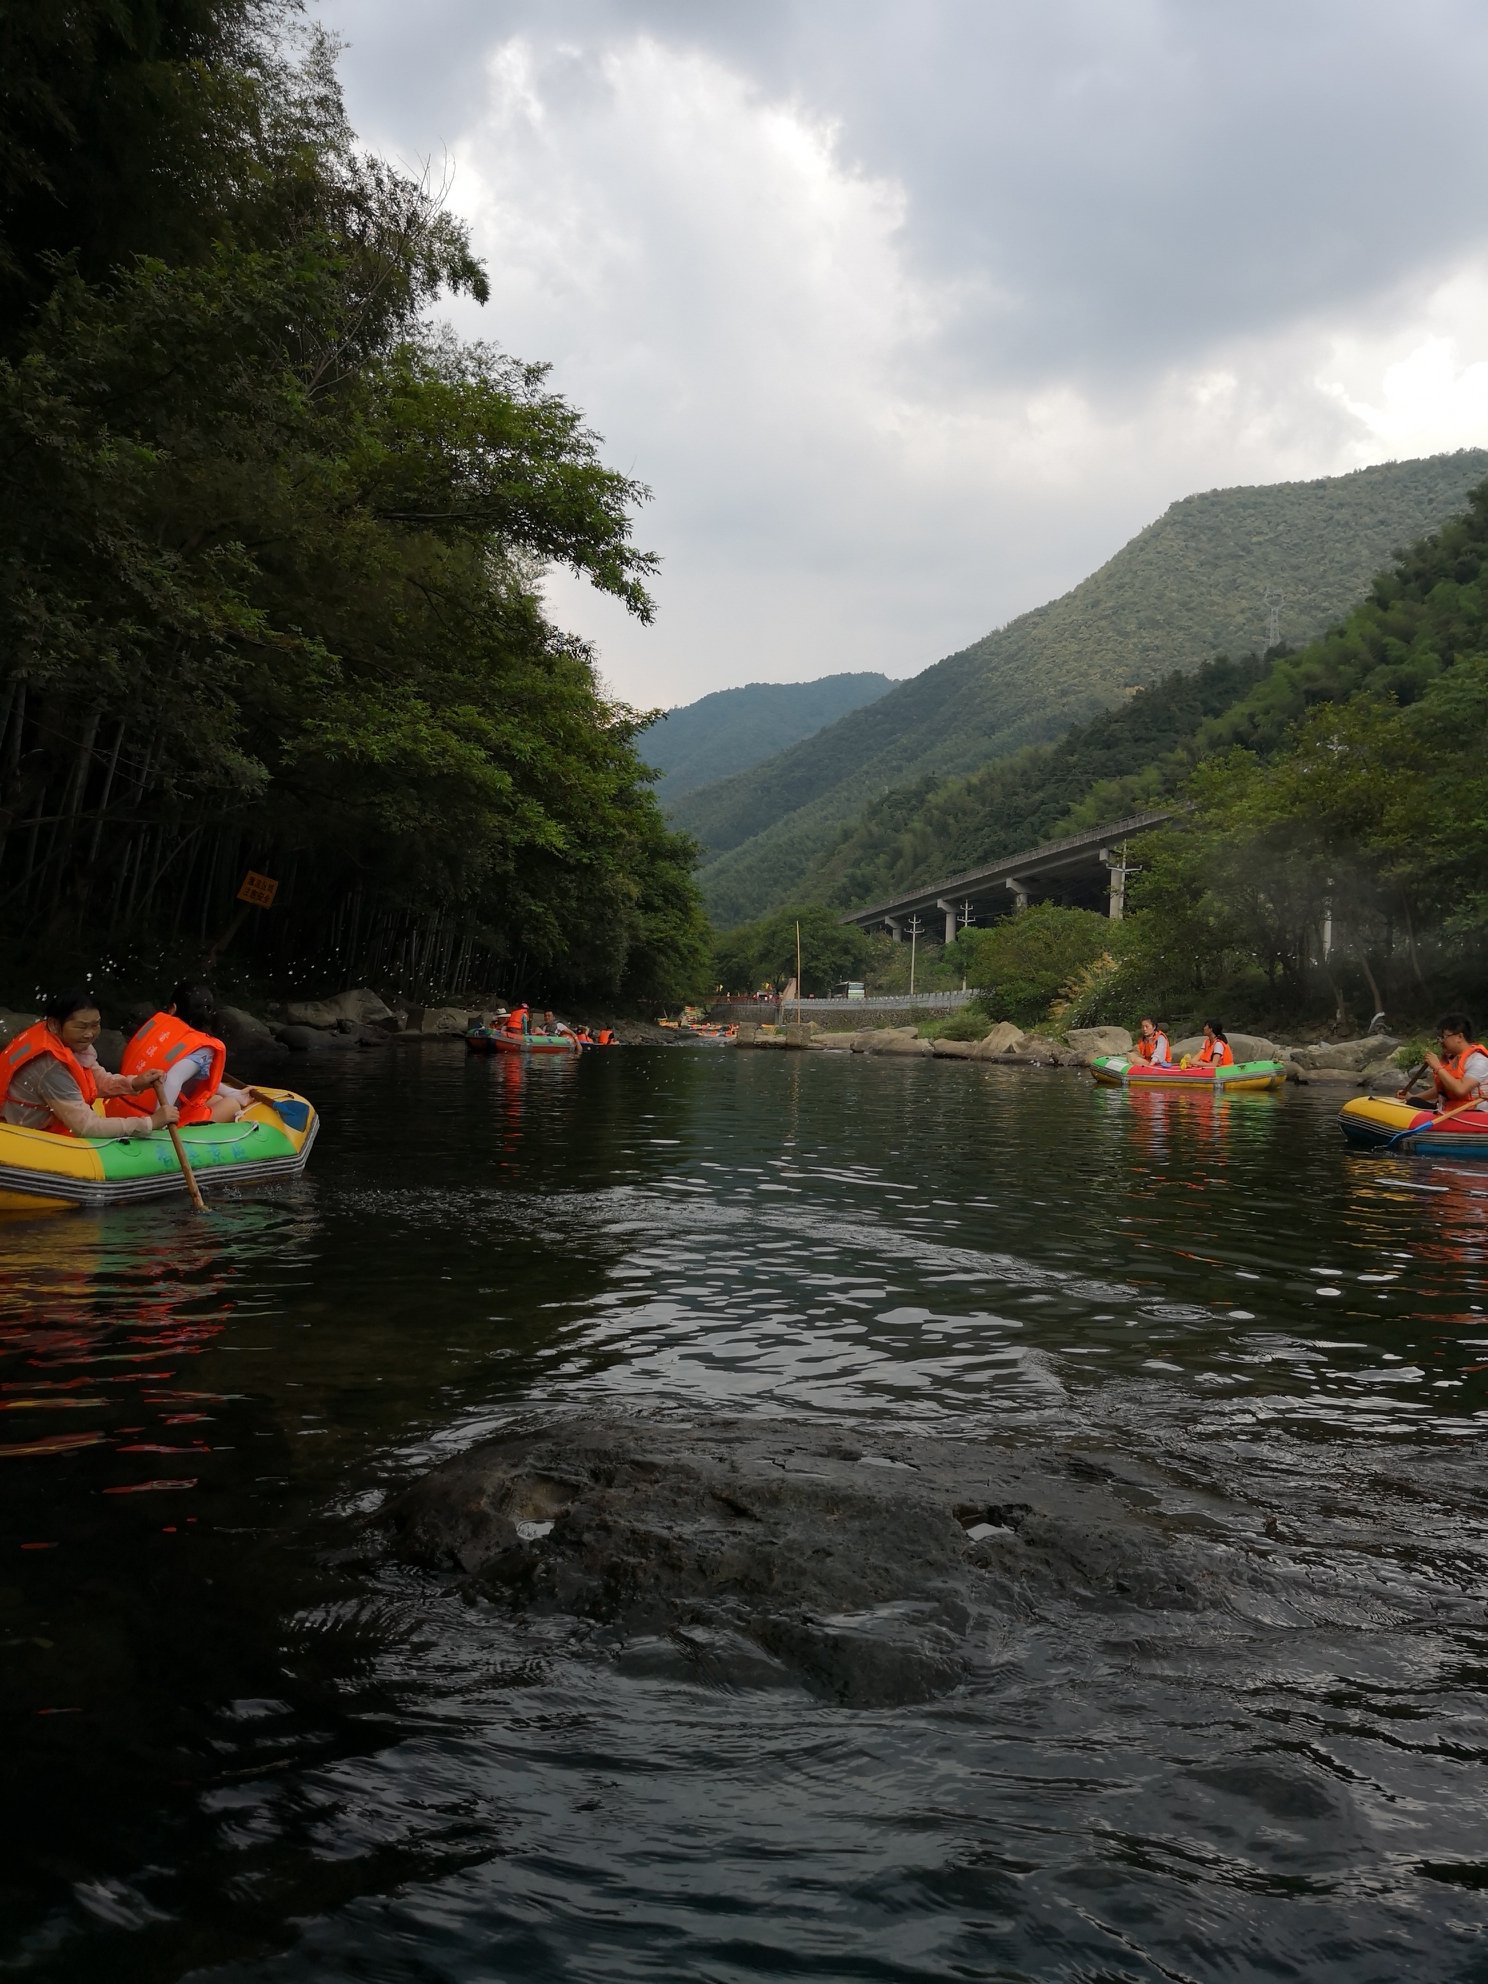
[906,913,924,997]
[1099,841,1138,922]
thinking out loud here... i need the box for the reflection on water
[3,1046,1488,1980]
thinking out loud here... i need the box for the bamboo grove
[0,1,711,1008]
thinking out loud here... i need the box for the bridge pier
[1004,877,1031,912]
[884,915,902,942]
[935,899,958,945]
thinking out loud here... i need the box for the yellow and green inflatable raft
[0,1087,318,1212]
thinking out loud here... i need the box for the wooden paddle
[1384,1089,1485,1150]
[154,1081,209,1212]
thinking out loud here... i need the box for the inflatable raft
[1090,1054,1286,1093]
[1338,1094,1488,1156]
[0,1087,318,1212]
[465,1026,580,1056]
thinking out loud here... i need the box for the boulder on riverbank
[383,1411,1247,1707]
[1288,1035,1401,1071]
[1064,1025,1133,1058]
[284,987,395,1029]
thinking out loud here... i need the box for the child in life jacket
[1196,1021,1234,1068]
[0,988,175,1137]
[1400,1013,1488,1112]
[1135,1018,1170,1065]
[106,980,251,1126]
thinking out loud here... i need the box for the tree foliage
[954,905,1121,1029]
[711,905,871,998]
[1110,483,1488,1027]
[0,6,708,1006]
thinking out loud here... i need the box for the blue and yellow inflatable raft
[1338,1095,1488,1156]
[0,1087,318,1211]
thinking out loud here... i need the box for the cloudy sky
[315,0,1488,708]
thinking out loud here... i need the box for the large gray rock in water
[1289,1036,1401,1071]
[852,1028,932,1057]
[285,987,394,1029]
[1065,1025,1133,1058]
[218,1004,276,1044]
[977,1022,1027,1055]
[384,1413,1248,1708]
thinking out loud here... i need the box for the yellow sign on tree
[236,870,279,909]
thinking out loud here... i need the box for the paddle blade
[268,1097,311,1132]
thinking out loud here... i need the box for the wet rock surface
[382,1411,1365,1708]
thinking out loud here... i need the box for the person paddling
[1398,1013,1488,1113]
[0,989,175,1138]
[1197,1021,1234,1068]
[106,980,251,1127]
[1135,1018,1171,1066]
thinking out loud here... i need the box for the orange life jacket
[0,1022,99,1135]
[596,1028,614,1046]
[1198,1038,1234,1067]
[106,1012,225,1125]
[504,1006,529,1035]
[1434,1043,1488,1100]
[1137,1031,1169,1063]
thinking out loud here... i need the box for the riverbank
[730,1017,1417,1088]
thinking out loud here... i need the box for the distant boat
[1090,1055,1285,1093]
[465,1026,580,1057]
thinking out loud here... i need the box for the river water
[3,1044,1488,1982]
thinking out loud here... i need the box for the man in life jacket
[1196,1021,1234,1068]
[106,980,249,1127]
[1401,1013,1488,1112]
[1135,1018,1170,1065]
[595,1027,615,1046]
[0,987,176,1138]
[503,1004,530,1036]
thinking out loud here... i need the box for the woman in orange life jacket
[503,1004,530,1036]
[1398,1012,1488,1114]
[106,980,251,1127]
[0,987,177,1138]
[1196,1021,1234,1068]
[1135,1017,1171,1066]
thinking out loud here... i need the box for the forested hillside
[643,672,891,804]
[805,653,1270,909]
[0,1,709,1007]
[1091,479,1488,1026]
[683,452,1488,926]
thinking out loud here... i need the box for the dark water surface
[3,1045,1488,1982]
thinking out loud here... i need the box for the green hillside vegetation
[0,2,710,1009]
[805,652,1269,911]
[941,480,1488,1033]
[680,451,1488,927]
[643,673,892,803]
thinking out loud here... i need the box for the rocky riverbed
[381,1408,1471,1711]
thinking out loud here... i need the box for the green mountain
[642,672,892,805]
[680,450,1488,926]
[807,652,1271,911]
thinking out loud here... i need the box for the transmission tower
[1262,588,1284,653]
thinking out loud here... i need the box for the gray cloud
[315,1,1488,702]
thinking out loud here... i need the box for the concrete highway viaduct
[838,809,1176,944]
